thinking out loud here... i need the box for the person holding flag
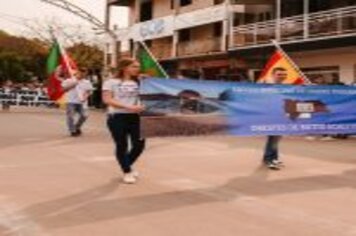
[102,58,146,184]
[46,39,93,137]
[61,68,93,137]
[261,67,288,170]
[258,41,310,170]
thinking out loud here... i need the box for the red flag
[46,41,77,101]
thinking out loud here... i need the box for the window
[140,1,153,22]
[265,12,272,21]
[233,13,244,26]
[303,66,340,84]
[281,0,303,17]
[258,13,264,22]
[180,0,192,7]
[214,0,224,4]
[245,13,256,24]
[179,29,191,42]
[145,40,152,48]
[213,22,222,37]
[171,0,175,9]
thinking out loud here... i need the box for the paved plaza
[1,108,356,236]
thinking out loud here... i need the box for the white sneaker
[272,160,284,167]
[305,136,317,141]
[320,136,336,141]
[123,173,136,184]
[266,162,280,170]
[131,170,139,178]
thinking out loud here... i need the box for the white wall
[291,47,356,84]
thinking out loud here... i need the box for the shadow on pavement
[22,166,356,229]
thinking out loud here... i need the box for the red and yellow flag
[258,50,307,85]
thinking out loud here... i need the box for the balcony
[150,44,173,60]
[177,38,222,57]
[230,5,356,49]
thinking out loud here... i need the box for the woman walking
[102,58,146,184]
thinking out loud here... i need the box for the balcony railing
[178,38,222,57]
[230,5,356,49]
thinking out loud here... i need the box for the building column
[172,0,179,58]
[275,0,282,41]
[303,0,310,39]
[132,41,139,58]
[172,33,178,57]
[104,1,111,71]
[222,20,228,51]
[221,0,230,51]
[340,62,355,84]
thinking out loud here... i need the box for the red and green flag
[137,42,168,78]
[46,40,77,101]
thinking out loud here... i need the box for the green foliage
[0,32,48,83]
[67,43,104,70]
[0,31,104,84]
[0,51,29,83]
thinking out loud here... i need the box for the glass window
[180,0,192,7]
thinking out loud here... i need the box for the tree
[0,52,28,83]
[0,31,48,83]
[67,43,104,71]
[0,29,104,84]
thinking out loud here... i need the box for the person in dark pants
[262,67,288,170]
[263,135,283,169]
[102,58,145,184]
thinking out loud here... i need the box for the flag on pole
[258,43,310,85]
[137,41,169,78]
[46,40,77,102]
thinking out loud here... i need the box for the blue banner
[226,84,356,136]
[141,78,243,116]
[140,78,240,137]
[141,78,356,137]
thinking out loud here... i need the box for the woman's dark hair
[117,58,139,83]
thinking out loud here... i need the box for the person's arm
[81,90,91,102]
[80,82,94,102]
[62,79,78,92]
[102,90,144,113]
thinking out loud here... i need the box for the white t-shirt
[62,78,93,105]
[102,78,140,114]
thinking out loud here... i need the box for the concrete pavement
[0,107,356,236]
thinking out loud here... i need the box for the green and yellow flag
[137,42,168,78]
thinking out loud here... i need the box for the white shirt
[62,78,93,105]
[102,78,140,114]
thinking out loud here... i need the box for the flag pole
[271,40,312,84]
[137,40,169,79]
[57,39,75,78]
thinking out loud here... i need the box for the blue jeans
[66,103,87,133]
[263,136,281,163]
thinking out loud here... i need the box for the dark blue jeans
[107,113,145,173]
[263,136,281,163]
